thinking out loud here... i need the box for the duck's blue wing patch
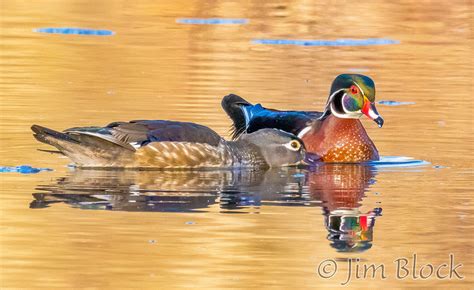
[222,93,323,139]
[243,105,322,136]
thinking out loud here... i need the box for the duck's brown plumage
[302,116,378,162]
[32,120,307,169]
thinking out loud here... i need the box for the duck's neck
[302,115,379,162]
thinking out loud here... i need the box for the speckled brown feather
[135,142,234,168]
[302,115,379,162]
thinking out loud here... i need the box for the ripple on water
[34,28,115,36]
[251,38,400,46]
[367,156,430,168]
[378,100,416,106]
[0,165,53,174]
[176,18,249,25]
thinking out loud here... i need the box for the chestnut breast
[302,115,379,162]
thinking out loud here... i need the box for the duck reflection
[31,169,253,212]
[307,165,382,252]
[31,165,381,252]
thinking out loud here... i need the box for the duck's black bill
[374,116,384,128]
[303,152,321,166]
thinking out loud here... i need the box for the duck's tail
[221,94,254,139]
[32,125,79,146]
[31,125,134,167]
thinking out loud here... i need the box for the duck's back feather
[66,120,223,148]
[222,94,322,139]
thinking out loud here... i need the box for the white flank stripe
[297,126,312,138]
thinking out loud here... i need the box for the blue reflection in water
[0,165,52,174]
[252,38,399,46]
[378,100,416,106]
[177,18,248,24]
[367,156,430,168]
[35,28,115,36]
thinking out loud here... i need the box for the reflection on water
[308,164,382,252]
[251,38,399,46]
[31,165,382,252]
[176,18,249,25]
[34,27,115,36]
[1,0,472,287]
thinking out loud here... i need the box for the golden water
[1,1,473,288]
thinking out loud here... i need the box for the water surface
[0,1,472,288]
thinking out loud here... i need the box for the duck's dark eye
[350,85,359,95]
[288,140,301,151]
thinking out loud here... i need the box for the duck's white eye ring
[285,140,301,151]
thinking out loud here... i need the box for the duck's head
[239,129,319,167]
[322,74,384,128]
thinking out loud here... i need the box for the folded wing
[222,94,322,139]
[66,120,223,149]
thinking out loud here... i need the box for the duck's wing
[65,120,223,149]
[222,94,323,139]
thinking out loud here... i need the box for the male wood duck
[32,120,314,168]
[222,74,384,162]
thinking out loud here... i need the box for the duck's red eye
[350,85,359,94]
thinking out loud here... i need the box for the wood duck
[32,120,314,169]
[222,74,384,162]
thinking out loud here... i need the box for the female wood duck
[222,74,384,163]
[31,120,314,168]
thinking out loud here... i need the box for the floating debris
[176,18,248,25]
[35,27,115,36]
[378,100,415,106]
[0,165,53,174]
[433,165,447,169]
[252,38,399,46]
[185,221,196,225]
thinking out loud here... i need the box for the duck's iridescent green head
[323,74,384,128]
